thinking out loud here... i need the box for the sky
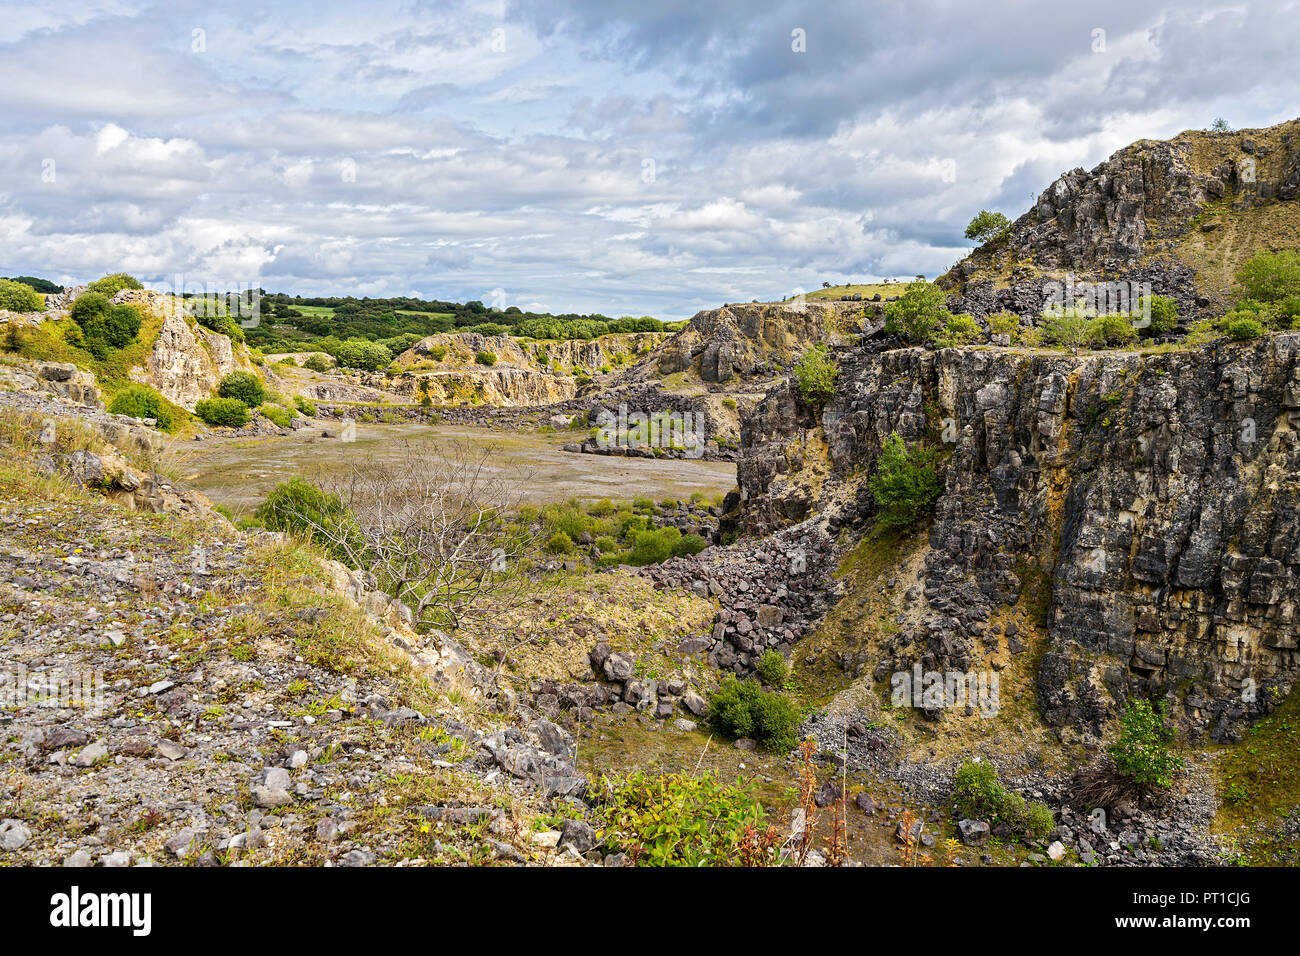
[0,0,1297,319]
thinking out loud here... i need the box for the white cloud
[0,0,1294,318]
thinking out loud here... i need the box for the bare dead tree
[276,440,542,630]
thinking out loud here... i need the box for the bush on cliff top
[85,273,143,297]
[0,278,45,313]
[883,281,951,344]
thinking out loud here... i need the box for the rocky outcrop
[132,309,239,411]
[941,117,1300,319]
[528,333,661,372]
[629,301,855,385]
[736,334,1300,742]
[0,361,100,406]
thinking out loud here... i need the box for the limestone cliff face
[390,331,664,407]
[399,367,575,407]
[738,336,1300,742]
[398,331,659,374]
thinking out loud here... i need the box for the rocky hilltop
[620,299,863,389]
[942,117,1300,321]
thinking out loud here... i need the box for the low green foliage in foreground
[952,761,1054,840]
[594,770,769,866]
[708,677,802,753]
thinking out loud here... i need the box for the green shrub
[934,313,981,348]
[1235,250,1300,303]
[951,761,1003,820]
[1022,802,1055,840]
[618,513,651,537]
[1109,699,1184,790]
[541,501,594,542]
[195,397,251,428]
[334,339,392,371]
[259,403,293,428]
[594,770,768,867]
[1039,313,1091,351]
[1225,316,1264,340]
[587,498,615,516]
[293,395,317,416]
[1141,294,1179,336]
[1272,295,1300,330]
[426,344,448,361]
[708,677,801,753]
[545,531,575,554]
[1087,314,1138,348]
[965,209,1011,242]
[255,477,357,560]
[593,534,620,553]
[627,526,682,565]
[754,649,788,687]
[952,760,1054,839]
[302,353,332,372]
[475,351,497,366]
[883,281,950,344]
[792,343,838,402]
[85,272,143,297]
[869,432,941,531]
[106,384,174,431]
[70,291,110,326]
[217,371,266,407]
[194,307,246,343]
[986,311,1021,340]
[632,495,655,512]
[0,278,45,312]
[671,533,708,558]
[69,293,143,355]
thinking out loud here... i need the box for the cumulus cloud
[0,0,1295,317]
